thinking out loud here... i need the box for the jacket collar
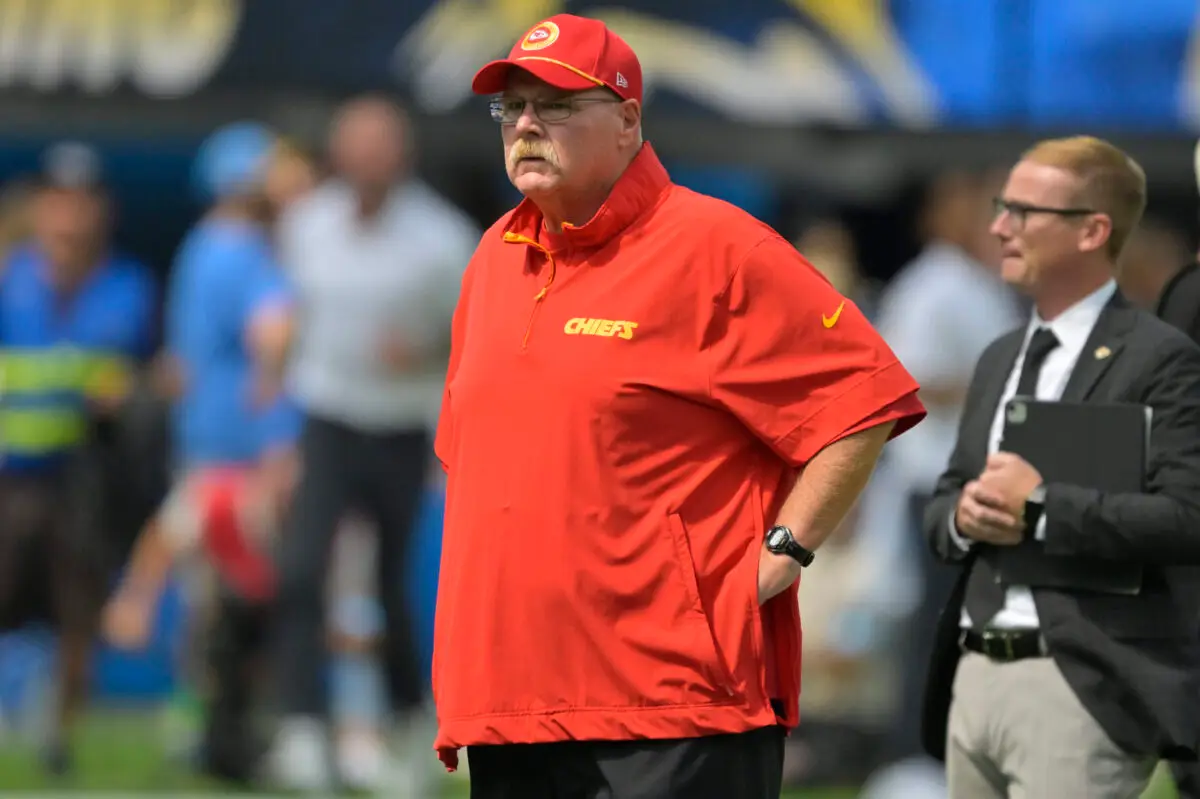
[1060,289,1136,401]
[502,143,671,252]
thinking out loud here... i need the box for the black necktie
[963,327,1060,628]
[1014,327,1060,397]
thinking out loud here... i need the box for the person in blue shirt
[103,122,300,785]
[0,143,158,774]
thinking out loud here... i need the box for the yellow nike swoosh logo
[822,301,846,329]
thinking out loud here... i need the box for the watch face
[767,527,789,549]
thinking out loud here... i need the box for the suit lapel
[977,331,1024,435]
[1060,292,1136,401]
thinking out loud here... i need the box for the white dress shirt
[280,180,480,431]
[953,279,1117,629]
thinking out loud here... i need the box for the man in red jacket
[433,14,926,798]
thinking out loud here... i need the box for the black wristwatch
[765,525,816,567]
[1024,484,1047,539]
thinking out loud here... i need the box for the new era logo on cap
[616,72,629,88]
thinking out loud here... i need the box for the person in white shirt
[267,95,480,795]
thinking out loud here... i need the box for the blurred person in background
[1117,215,1193,314]
[264,139,322,214]
[262,132,398,791]
[856,169,1021,794]
[0,178,35,267]
[1125,155,1200,799]
[324,512,392,790]
[259,132,401,790]
[102,121,297,785]
[268,93,479,795]
[792,215,882,320]
[0,142,158,773]
[779,214,895,789]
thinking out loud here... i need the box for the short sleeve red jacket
[433,144,925,769]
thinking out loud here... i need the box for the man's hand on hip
[955,479,1024,545]
[758,547,801,605]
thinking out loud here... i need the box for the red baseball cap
[472,14,643,104]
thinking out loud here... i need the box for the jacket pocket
[747,483,767,661]
[666,511,740,698]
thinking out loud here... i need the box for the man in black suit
[1154,262,1200,799]
[920,135,1200,797]
[1126,224,1200,798]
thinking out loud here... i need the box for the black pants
[0,471,108,753]
[468,726,785,799]
[275,414,429,716]
[1173,761,1200,798]
[202,589,273,783]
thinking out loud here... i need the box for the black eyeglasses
[489,96,622,125]
[992,197,1096,230]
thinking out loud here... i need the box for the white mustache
[509,142,558,168]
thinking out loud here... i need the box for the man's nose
[989,213,1009,238]
[514,104,544,137]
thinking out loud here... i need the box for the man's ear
[1078,213,1113,256]
[620,100,642,140]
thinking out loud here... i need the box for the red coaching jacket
[432,144,924,769]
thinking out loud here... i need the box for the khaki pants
[947,652,1156,798]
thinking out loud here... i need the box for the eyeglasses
[489,96,622,125]
[992,197,1097,230]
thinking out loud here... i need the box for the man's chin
[1000,258,1034,287]
[511,172,561,197]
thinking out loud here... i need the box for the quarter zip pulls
[498,144,670,349]
[500,143,671,253]
[502,231,558,348]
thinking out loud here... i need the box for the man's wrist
[765,525,816,567]
[1023,483,1047,539]
[948,507,973,550]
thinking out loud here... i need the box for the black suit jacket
[920,291,1200,762]
[1158,262,1200,342]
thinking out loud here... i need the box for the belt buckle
[982,629,1015,661]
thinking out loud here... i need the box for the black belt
[959,628,1047,662]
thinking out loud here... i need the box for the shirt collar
[1027,279,1116,353]
[502,143,671,252]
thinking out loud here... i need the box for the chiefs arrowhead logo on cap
[520,20,560,51]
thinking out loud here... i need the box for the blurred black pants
[275,414,429,717]
[203,589,273,783]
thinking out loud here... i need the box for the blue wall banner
[0,0,1196,131]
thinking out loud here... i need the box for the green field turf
[0,709,1179,798]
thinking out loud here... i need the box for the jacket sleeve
[1042,335,1200,564]
[923,344,999,565]
[706,235,925,467]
